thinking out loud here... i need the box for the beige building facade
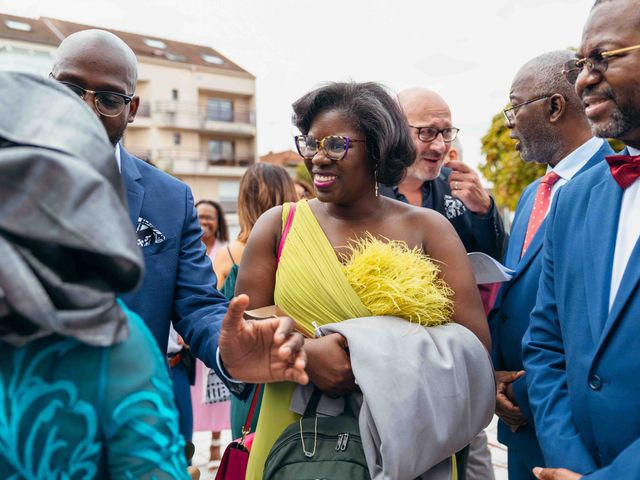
[0,12,257,216]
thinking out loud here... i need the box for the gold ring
[454,181,459,190]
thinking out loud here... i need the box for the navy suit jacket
[523,153,640,478]
[118,148,229,380]
[489,141,611,466]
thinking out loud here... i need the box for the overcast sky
[2,0,594,166]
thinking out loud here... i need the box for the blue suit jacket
[489,141,611,468]
[523,153,640,478]
[118,148,228,379]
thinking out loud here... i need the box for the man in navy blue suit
[523,1,640,479]
[50,29,308,393]
[489,50,613,480]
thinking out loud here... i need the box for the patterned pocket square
[136,217,166,247]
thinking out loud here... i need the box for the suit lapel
[119,146,145,229]
[515,145,610,283]
[598,238,640,350]
[498,183,537,299]
[506,191,534,270]
[583,175,623,343]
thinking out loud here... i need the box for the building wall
[1,13,257,223]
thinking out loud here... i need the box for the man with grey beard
[490,49,612,480]
[522,1,640,478]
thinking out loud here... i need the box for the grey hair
[520,50,583,112]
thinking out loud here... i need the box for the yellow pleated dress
[245,200,456,479]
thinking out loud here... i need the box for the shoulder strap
[277,202,296,265]
[242,384,262,437]
[226,244,237,266]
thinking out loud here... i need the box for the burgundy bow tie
[606,154,640,189]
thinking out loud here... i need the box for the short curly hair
[292,82,416,186]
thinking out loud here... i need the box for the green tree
[478,110,545,211]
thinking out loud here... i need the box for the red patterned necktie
[606,154,640,189]
[521,171,561,258]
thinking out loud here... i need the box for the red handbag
[215,384,262,480]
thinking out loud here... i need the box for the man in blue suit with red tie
[489,50,612,480]
[523,1,640,479]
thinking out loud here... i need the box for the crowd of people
[1,0,639,479]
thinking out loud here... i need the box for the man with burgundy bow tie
[523,1,640,479]
[489,49,612,480]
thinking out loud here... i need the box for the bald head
[51,29,140,146]
[398,87,451,120]
[53,29,138,92]
[397,87,454,182]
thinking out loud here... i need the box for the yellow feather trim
[342,234,453,326]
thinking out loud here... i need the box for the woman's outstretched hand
[219,294,308,385]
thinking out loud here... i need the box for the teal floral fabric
[0,304,189,480]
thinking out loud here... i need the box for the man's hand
[304,333,356,396]
[533,467,582,479]
[187,466,200,480]
[445,160,492,216]
[496,370,527,430]
[219,295,308,385]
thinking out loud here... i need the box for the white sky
[1,0,594,166]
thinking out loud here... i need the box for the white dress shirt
[609,146,640,310]
[115,143,122,172]
[547,137,605,209]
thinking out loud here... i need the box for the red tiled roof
[0,12,253,76]
[0,13,60,46]
[259,150,303,166]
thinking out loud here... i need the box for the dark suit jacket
[380,167,506,259]
[118,148,233,386]
[489,140,612,469]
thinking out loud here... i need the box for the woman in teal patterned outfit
[0,72,190,479]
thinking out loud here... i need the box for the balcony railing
[153,101,255,132]
[155,149,254,172]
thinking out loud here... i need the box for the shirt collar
[628,146,640,156]
[547,137,604,181]
[115,143,122,173]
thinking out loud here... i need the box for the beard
[585,85,640,139]
[519,126,562,165]
[406,160,442,182]
[590,102,640,139]
[109,125,127,147]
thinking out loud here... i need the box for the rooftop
[0,12,253,76]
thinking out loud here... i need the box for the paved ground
[192,415,509,479]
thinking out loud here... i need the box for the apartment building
[0,12,256,214]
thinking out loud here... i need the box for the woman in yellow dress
[235,82,490,479]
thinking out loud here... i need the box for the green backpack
[263,388,371,480]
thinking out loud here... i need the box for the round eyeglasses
[294,135,365,161]
[49,73,133,117]
[562,44,640,85]
[408,126,460,143]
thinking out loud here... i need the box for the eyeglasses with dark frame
[49,73,134,117]
[408,125,460,143]
[562,43,640,85]
[502,96,550,127]
[294,135,365,161]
